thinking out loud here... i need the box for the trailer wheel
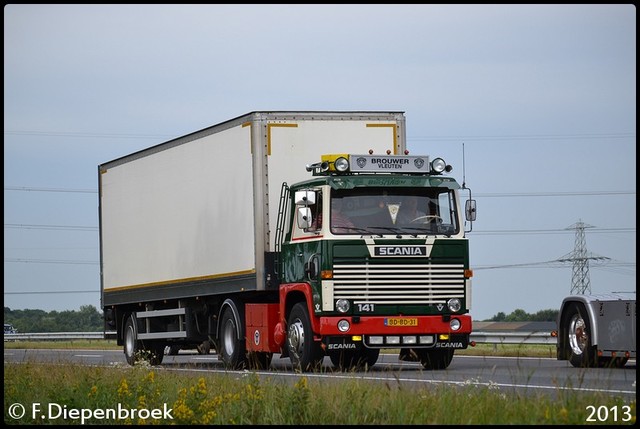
[416,348,454,370]
[219,306,247,369]
[124,315,141,366]
[565,302,596,368]
[287,302,324,372]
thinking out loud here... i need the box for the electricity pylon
[556,220,610,295]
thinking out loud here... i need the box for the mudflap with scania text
[398,334,469,361]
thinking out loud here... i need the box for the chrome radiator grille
[332,262,465,305]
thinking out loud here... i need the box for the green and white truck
[99,111,476,371]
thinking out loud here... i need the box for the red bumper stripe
[318,315,472,336]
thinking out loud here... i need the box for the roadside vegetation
[4,361,634,425]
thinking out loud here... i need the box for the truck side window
[310,194,323,230]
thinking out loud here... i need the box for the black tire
[167,345,181,355]
[147,342,165,365]
[287,302,324,372]
[565,302,597,368]
[123,314,165,365]
[123,314,140,366]
[416,348,454,370]
[219,306,247,369]
[329,347,380,371]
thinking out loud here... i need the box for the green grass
[4,362,635,425]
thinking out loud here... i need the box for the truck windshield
[330,187,459,236]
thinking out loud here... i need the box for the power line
[5,223,634,235]
[469,227,635,235]
[475,191,635,198]
[4,258,98,265]
[407,132,635,142]
[5,223,98,231]
[4,130,173,140]
[4,186,96,193]
[5,223,635,238]
[6,130,634,142]
[5,186,636,198]
[4,290,98,295]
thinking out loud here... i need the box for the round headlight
[335,299,350,313]
[335,157,349,172]
[337,319,350,332]
[450,318,461,331]
[431,157,447,173]
[447,298,462,312]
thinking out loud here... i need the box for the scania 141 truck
[99,111,477,371]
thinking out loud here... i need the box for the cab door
[281,188,324,311]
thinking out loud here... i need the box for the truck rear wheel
[287,302,324,372]
[124,315,139,365]
[219,306,247,369]
[565,302,596,368]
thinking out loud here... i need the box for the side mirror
[295,190,316,206]
[297,207,313,229]
[465,199,477,222]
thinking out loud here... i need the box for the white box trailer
[99,111,406,307]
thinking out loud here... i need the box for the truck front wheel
[219,306,247,369]
[565,302,596,368]
[287,302,323,372]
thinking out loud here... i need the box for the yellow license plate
[385,318,418,327]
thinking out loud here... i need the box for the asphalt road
[4,348,636,401]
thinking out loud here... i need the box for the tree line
[4,305,103,333]
[4,305,559,333]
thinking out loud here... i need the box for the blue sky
[4,4,636,321]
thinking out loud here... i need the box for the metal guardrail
[470,331,556,345]
[4,331,557,345]
[4,332,109,341]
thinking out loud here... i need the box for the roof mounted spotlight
[334,156,349,172]
[431,157,447,174]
